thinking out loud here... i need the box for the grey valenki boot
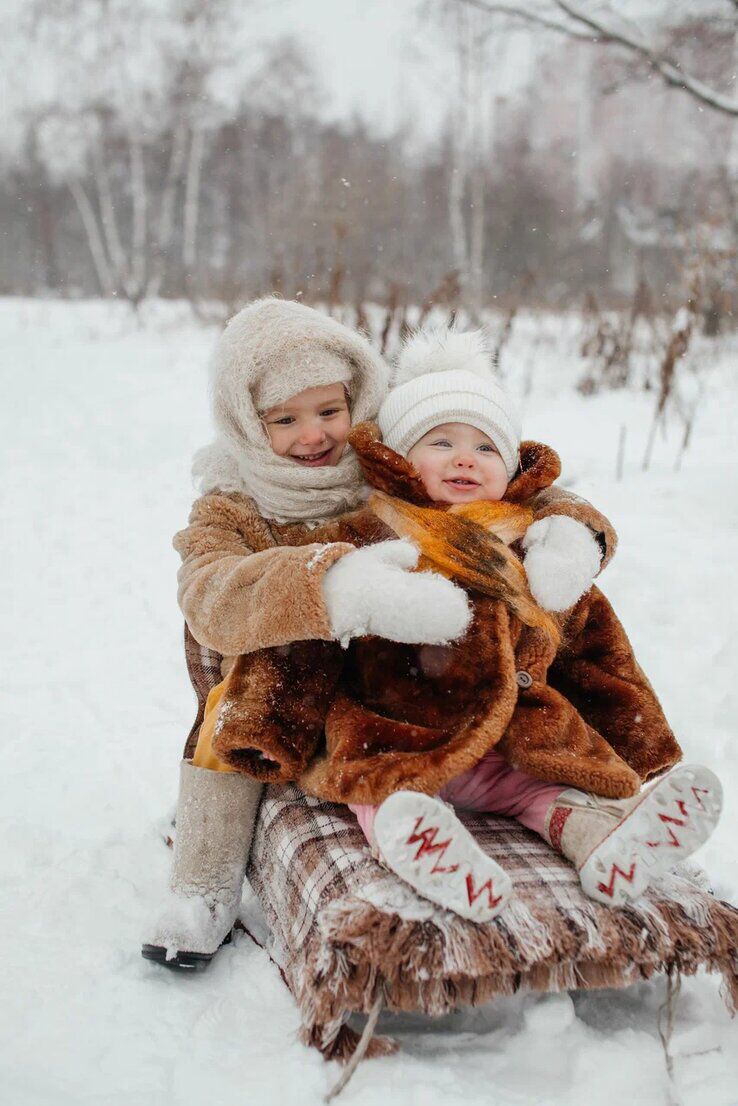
[142,760,263,970]
[544,764,722,908]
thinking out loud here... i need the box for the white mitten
[322,539,472,647]
[522,516,603,612]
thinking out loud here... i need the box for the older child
[143,304,619,967]
[142,298,476,967]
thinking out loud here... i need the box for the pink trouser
[348,747,565,843]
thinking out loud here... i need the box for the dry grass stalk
[353,300,370,337]
[416,270,461,329]
[380,283,402,355]
[642,277,701,471]
[578,279,655,395]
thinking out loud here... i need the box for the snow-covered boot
[544,764,722,907]
[141,760,262,970]
[372,791,513,923]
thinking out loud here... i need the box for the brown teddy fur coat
[178,424,680,805]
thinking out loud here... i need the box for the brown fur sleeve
[173,494,354,655]
[527,486,618,573]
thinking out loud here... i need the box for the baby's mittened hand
[522,516,603,612]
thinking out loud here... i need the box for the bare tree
[436,1,500,310]
[454,0,738,117]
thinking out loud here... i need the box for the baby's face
[261,383,351,467]
[407,422,509,504]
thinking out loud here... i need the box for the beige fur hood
[192,298,389,523]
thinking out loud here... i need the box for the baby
[332,327,723,923]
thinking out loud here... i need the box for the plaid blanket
[184,626,738,1060]
[183,625,222,760]
[247,783,738,1059]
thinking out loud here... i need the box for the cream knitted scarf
[193,435,369,525]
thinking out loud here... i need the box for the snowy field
[1,297,737,1106]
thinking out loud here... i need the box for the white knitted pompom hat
[378,327,522,477]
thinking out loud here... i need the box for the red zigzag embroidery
[406,817,459,874]
[597,861,637,898]
[465,872,503,909]
[646,799,690,848]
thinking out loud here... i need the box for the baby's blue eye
[273,416,294,425]
[431,439,451,447]
[478,444,497,453]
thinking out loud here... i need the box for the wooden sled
[246,784,738,1067]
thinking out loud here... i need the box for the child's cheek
[265,425,291,456]
[336,413,352,447]
[488,468,509,500]
[413,456,440,497]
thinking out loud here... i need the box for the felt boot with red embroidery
[544,765,722,907]
[372,791,513,923]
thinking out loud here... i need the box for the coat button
[515,670,533,689]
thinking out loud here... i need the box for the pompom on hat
[377,327,522,478]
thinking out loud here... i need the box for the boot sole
[373,792,513,923]
[141,930,233,972]
[578,765,722,907]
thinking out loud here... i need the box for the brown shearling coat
[176,425,680,803]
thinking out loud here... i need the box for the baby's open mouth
[291,447,333,466]
[445,478,480,488]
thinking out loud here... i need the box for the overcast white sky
[248,0,450,135]
[248,0,547,140]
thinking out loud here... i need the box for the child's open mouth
[444,478,480,489]
[291,447,334,467]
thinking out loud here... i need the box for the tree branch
[456,0,738,117]
[452,0,592,39]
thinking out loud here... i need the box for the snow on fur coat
[176,425,679,803]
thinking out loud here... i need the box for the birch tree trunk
[182,123,206,295]
[449,8,472,293]
[28,127,60,290]
[91,139,128,294]
[128,133,148,299]
[575,47,596,209]
[68,179,115,296]
[146,123,188,298]
[468,28,491,314]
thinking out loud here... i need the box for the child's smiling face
[407,422,509,504]
[262,383,351,467]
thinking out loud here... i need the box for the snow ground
[1,298,736,1106]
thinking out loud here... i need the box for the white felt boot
[142,761,263,967]
[373,791,513,923]
[545,765,722,907]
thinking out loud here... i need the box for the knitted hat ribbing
[378,328,521,477]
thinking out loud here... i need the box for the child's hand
[522,516,602,612]
[322,539,472,647]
